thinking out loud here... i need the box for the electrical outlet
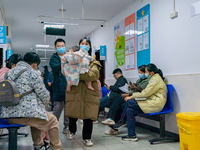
[170,11,178,19]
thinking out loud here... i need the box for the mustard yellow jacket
[131,73,167,114]
[65,60,101,120]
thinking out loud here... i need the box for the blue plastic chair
[0,119,28,150]
[140,84,179,144]
[101,86,110,98]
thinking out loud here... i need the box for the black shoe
[121,135,138,141]
[110,120,127,130]
[34,145,46,150]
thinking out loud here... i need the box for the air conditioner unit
[3,24,11,38]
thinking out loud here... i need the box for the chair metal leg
[17,132,28,137]
[0,132,28,138]
[149,137,179,144]
[0,133,9,138]
[8,127,18,150]
[149,114,179,144]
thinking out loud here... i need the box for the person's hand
[121,94,129,99]
[106,85,110,90]
[48,82,52,86]
[124,96,132,102]
[130,84,134,90]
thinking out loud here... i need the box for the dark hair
[146,63,165,80]
[23,52,41,65]
[71,46,79,52]
[113,68,122,74]
[54,38,66,46]
[138,65,146,73]
[6,54,23,69]
[79,38,92,55]
[44,65,48,70]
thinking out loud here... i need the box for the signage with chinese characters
[6,50,12,60]
[0,26,6,44]
[100,45,106,61]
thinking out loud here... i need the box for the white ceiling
[1,0,136,58]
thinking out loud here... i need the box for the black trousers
[69,117,93,140]
[107,95,125,122]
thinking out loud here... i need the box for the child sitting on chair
[61,46,94,91]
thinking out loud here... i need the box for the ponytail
[146,63,165,81]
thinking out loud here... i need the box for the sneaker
[67,131,74,140]
[43,141,50,150]
[101,118,115,125]
[122,135,138,141]
[93,120,98,124]
[110,120,127,130]
[80,119,83,124]
[34,145,46,150]
[84,139,93,147]
[62,126,69,134]
[105,128,119,135]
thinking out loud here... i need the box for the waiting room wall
[90,0,200,134]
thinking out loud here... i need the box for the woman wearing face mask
[110,63,166,142]
[121,65,150,99]
[65,38,101,147]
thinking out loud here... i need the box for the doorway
[95,50,105,87]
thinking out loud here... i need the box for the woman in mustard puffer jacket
[110,63,167,142]
[65,38,101,147]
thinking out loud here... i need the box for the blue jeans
[99,96,112,112]
[120,100,143,136]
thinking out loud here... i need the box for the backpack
[0,68,33,107]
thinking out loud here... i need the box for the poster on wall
[114,20,125,71]
[124,13,136,70]
[114,13,136,71]
[136,4,150,68]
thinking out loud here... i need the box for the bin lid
[176,112,200,120]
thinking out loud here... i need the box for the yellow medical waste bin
[176,112,200,150]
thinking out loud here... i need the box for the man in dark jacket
[99,68,127,125]
[49,38,69,134]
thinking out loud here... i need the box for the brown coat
[65,60,101,120]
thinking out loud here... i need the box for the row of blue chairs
[101,84,179,144]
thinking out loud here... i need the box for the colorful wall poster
[136,4,150,68]
[114,20,125,71]
[124,13,136,70]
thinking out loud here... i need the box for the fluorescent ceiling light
[43,24,65,29]
[36,44,50,48]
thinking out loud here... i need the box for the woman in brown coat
[65,38,101,147]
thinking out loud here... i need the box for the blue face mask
[139,74,144,79]
[57,47,66,54]
[145,73,150,78]
[80,45,89,52]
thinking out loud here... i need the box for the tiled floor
[0,112,180,150]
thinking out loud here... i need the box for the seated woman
[109,63,167,141]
